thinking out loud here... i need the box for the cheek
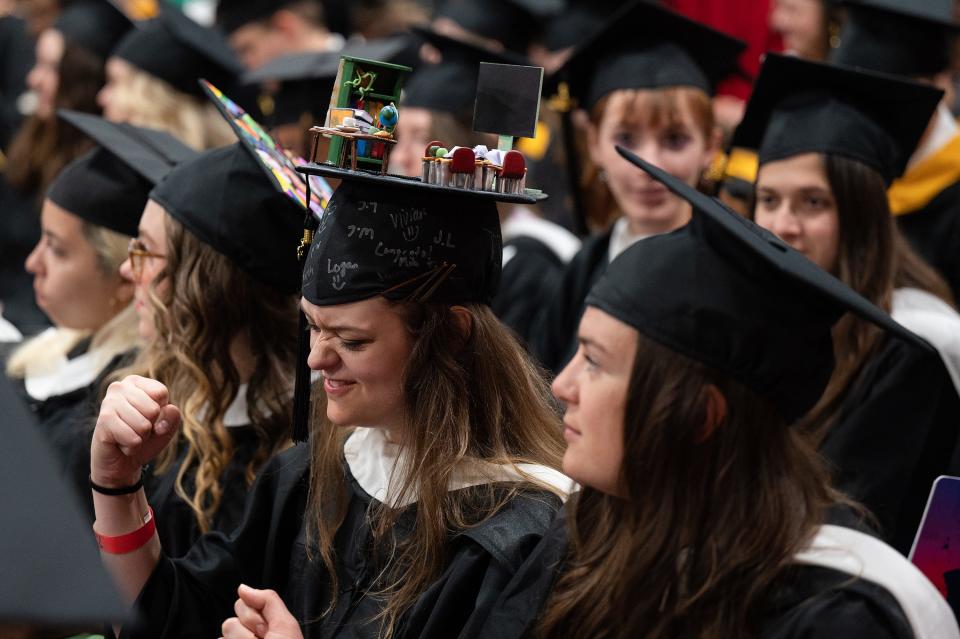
[562,380,627,493]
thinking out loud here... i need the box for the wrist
[90,466,145,491]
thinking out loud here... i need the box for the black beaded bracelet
[89,471,144,496]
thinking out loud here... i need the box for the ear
[695,384,727,444]
[449,305,474,346]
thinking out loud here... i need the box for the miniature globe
[379,104,399,131]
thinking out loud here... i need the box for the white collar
[502,208,582,266]
[794,524,959,639]
[343,426,575,507]
[24,329,106,401]
[222,383,250,428]
[891,287,960,395]
[908,103,958,170]
[608,217,649,263]
[0,307,21,343]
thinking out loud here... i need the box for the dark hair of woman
[307,301,565,637]
[538,333,839,639]
[798,154,953,436]
[5,41,104,197]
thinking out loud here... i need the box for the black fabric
[216,0,301,35]
[734,53,942,184]
[820,333,960,553]
[302,180,502,306]
[149,143,305,294]
[113,5,243,97]
[0,178,48,336]
[0,375,128,626]
[555,0,745,110]
[122,444,562,638]
[897,180,960,302]
[144,426,262,558]
[434,0,562,52]
[0,15,34,149]
[492,236,566,346]
[529,229,611,374]
[479,506,914,639]
[54,0,133,60]
[592,148,931,423]
[541,0,622,51]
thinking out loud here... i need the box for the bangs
[593,87,714,136]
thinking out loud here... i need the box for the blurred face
[770,0,828,61]
[26,29,64,120]
[589,90,715,237]
[119,199,167,340]
[302,296,414,432]
[754,153,840,273]
[229,21,288,70]
[25,200,131,330]
[97,57,135,123]
[392,107,433,178]
[552,306,636,497]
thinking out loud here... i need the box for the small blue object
[379,103,399,133]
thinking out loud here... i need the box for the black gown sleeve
[492,237,565,347]
[122,445,311,639]
[820,335,960,553]
[897,181,960,304]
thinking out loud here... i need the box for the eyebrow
[298,304,370,335]
[578,335,609,355]
[137,228,156,246]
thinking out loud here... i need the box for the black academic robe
[530,230,612,374]
[143,425,263,559]
[479,508,915,639]
[0,15,32,149]
[0,175,46,336]
[492,236,567,346]
[897,180,960,304]
[124,444,561,639]
[13,341,133,522]
[821,334,960,554]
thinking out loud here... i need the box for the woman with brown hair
[85,157,570,637]
[741,53,960,553]
[482,150,957,639]
[530,0,743,373]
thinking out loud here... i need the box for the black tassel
[292,309,312,443]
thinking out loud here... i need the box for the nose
[766,203,802,242]
[307,336,341,372]
[24,240,43,276]
[631,138,663,169]
[96,83,109,111]
[118,256,134,283]
[551,356,579,408]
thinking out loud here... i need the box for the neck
[625,203,692,238]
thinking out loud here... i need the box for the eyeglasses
[127,238,166,281]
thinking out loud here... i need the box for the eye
[661,130,691,150]
[340,339,368,351]
[583,351,600,372]
[612,131,635,147]
[756,193,779,210]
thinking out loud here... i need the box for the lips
[324,377,356,396]
[563,421,582,442]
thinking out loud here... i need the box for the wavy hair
[114,215,298,532]
[306,302,566,638]
[539,333,839,639]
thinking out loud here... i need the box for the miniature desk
[310,126,397,175]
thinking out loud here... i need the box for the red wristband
[94,507,156,554]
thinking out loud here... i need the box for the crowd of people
[3,0,960,637]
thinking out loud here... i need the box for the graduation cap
[434,0,564,52]
[733,53,943,185]
[590,145,931,423]
[554,0,746,110]
[0,376,129,627]
[54,0,133,59]
[831,0,959,77]
[48,109,198,236]
[216,0,303,35]
[541,0,624,52]
[243,37,410,127]
[404,27,530,118]
[112,4,243,97]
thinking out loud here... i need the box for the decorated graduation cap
[591,146,931,422]
[733,53,943,185]
[404,27,531,119]
[48,110,197,236]
[0,376,129,627]
[554,0,745,110]
[831,0,958,77]
[54,0,133,59]
[113,4,243,97]
[434,0,563,52]
[243,37,409,128]
[216,0,306,35]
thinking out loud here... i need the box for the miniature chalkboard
[473,63,544,140]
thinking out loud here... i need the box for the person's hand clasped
[90,375,181,488]
[221,584,303,639]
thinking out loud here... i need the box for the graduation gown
[820,332,960,554]
[124,427,570,639]
[479,507,956,639]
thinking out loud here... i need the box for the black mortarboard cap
[404,27,530,118]
[48,110,198,236]
[113,5,243,97]
[244,37,410,127]
[541,0,623,52]
[217,0,293,35]
[733,53,943,185]
[0,375,129,627]
[590,146,932,423]
[435,0,563,52]
[54,0,133,59]
[149,142,305,294]
[831,0,958,76]
[555,0,746,110]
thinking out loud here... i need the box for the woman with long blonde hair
[87,169,570,638]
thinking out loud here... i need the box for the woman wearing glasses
[103,142,303,557]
